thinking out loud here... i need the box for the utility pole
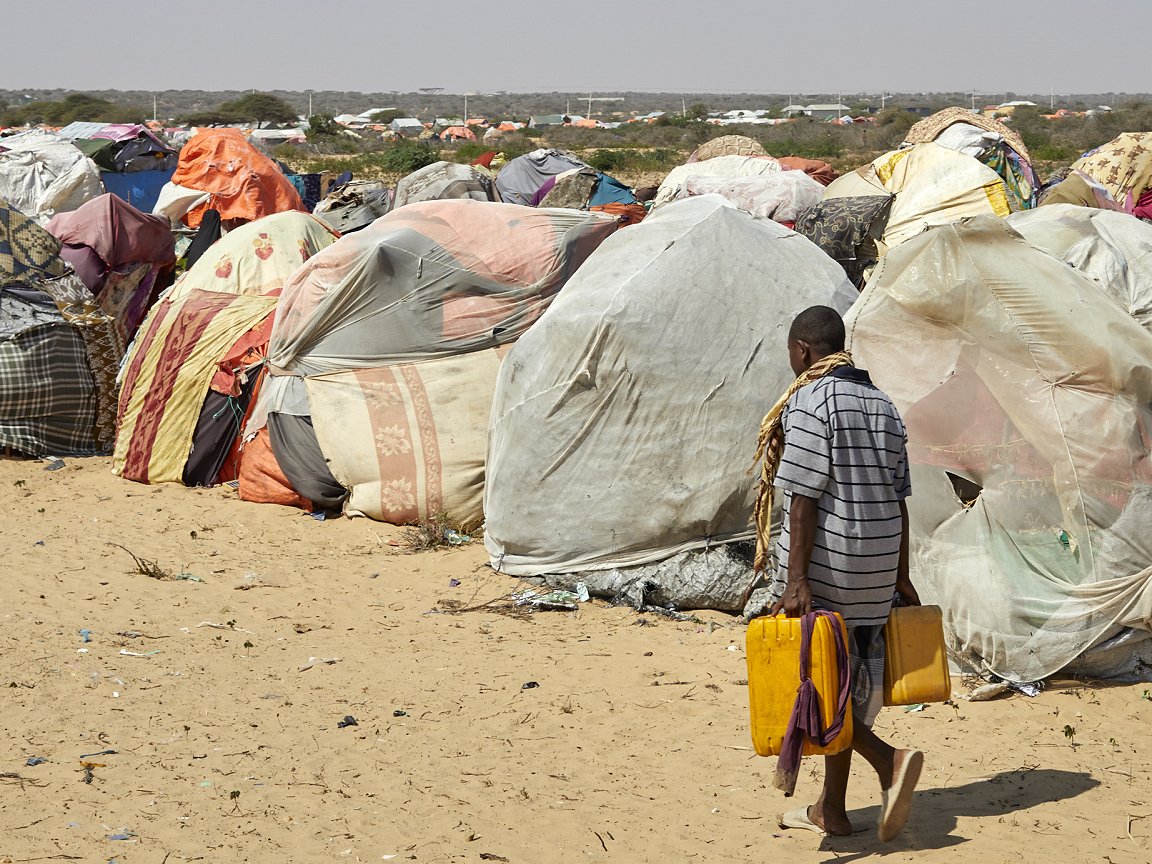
[308,91,313,116]
[152,93,157,123]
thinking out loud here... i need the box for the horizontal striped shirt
[770,367,910,626]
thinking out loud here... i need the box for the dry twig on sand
[0,771,47,788]
[108,542,175,579]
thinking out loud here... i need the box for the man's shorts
[848,624,886,728]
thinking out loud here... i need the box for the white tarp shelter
[847,215,1152,681]
[1008,204,1152,331]
[484,195,856,599]
[0,130,103,224]
[823,143,1011,254]
[654,155,783,207]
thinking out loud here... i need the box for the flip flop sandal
[777,807,826,835]
[879,749,924,841]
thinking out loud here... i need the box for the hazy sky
[11,0,1148,97]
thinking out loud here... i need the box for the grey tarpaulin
[1007,204,1152,331]
[484,195,856,592]
[494,149,587,206]
[392,161,495,210]
[546,544,758,613]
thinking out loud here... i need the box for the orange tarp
[171,128,306,228]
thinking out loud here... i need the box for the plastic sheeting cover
[0,131,103,225]
[484,195,856,578]
[157,128,306,228]
[675,171,824,223]
[823,143,1011,254]
[392,161,494,210]
[846,215,1152,681]
[250,200,618,427]
[494,149,588,206]
[1007,204,1152,331]
[654,155,782,207]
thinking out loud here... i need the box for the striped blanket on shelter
[114,289,278,483]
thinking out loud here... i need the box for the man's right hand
[769,577,813,617]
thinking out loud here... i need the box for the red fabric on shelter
[778,157,839,187]
[46,193,175,270]
[210,310,276,397]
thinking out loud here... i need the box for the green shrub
[585,148,679,174]
[450,141,489,164]
[379,139,438,174]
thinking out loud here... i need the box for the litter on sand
[298,656,343,672]
[512,583,590,611]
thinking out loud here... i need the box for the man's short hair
[789,305,846,354]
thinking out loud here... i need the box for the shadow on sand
[813,767,1100,861]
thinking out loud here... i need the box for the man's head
[787,305,846,376]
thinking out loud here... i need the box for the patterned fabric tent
[247,199,620,523]
[904,108,1037,210]
[1072,133,1152,216]
[0,200,122,455]
[822,143,1011,255]
[114,212,338,486]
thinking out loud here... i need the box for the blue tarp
[101,169,175,214]
[590,173,637,206]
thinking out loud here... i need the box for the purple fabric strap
[773,610,851,796]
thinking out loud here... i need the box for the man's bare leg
[809,723,918,836]
[809,749,854,835]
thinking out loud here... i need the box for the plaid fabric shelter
[0,285,99,455]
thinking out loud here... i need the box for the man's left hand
[895,580,921,607]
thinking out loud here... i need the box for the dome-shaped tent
[847,215,1152,680]
[247,200,620,523]
[483,196,856,608]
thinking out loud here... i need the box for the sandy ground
[1,456,1151,864]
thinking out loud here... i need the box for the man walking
[752,305,922,840]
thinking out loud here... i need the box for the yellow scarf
[751,351,854,572]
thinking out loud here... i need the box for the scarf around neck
[751,351,854,572]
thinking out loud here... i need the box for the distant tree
[450,141,488,164]
[7,93,143,126]
[307,113,342,137]
[874,107,914,134]
[685,101,710,120]
[182,108,241,127]
[222,92,299,128]
[368,109,402,125]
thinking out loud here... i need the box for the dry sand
[1,455,1150,863]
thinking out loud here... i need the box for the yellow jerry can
[883,604,951,706]
[746,613,853,758]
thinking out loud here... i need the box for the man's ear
[796,339,811,366]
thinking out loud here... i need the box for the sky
[10,0,1149,97]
